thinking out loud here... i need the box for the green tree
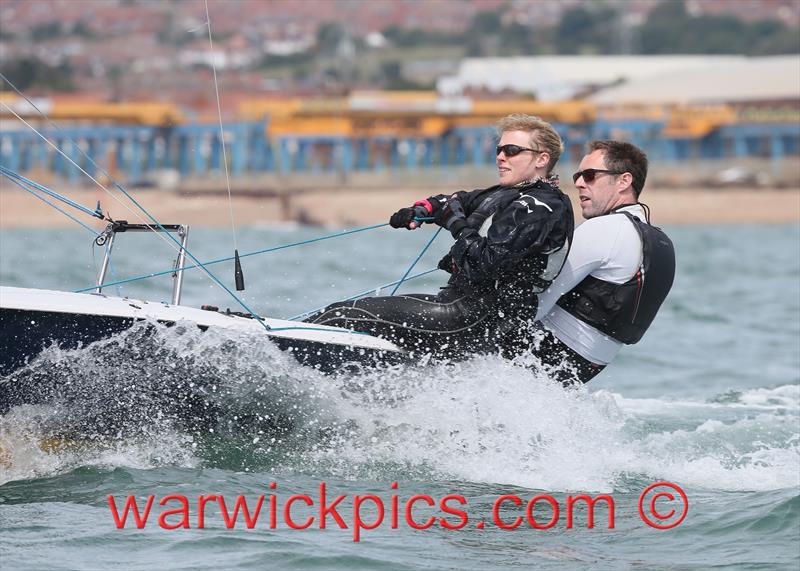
[316,22,344,53]
[470,10,502,35]
[555,6,617,54]
[635,0,796,55]
[31,22,62,41]
[0,57,75,91]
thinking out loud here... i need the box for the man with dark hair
[308,114,574,360]
[530,140,676,384]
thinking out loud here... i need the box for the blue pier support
[423,139,435,167]
[341,140,353,173]
[404,139,418,169]
[19,139,31,171]
[53,139,65,177]
[3,135,21,172]
[390,140,400,169]
[373,139,386,172]
[192,135,205,174]
[471,135,484,165]
[356,139,369,170]
[296,140,309,172]
[231,126,247,176]
[771,134,786,161]
[115,138,126,176]
[162,133,172,169]
[145,136,158,173]
[85,138,98,178]
[36,138,48,171]
[733,134,748,158]
[178,135,190,176]
[244,122,270,172]
[210,135,222,172]
[129,135,142,182]
[279,139,293,173]
[453,135,465,166]
[67,139,82,184]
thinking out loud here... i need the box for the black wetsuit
[307,178,574,360]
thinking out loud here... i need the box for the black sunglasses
[572,168,623,184]
[496,144,546,157]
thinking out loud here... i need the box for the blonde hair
[496,113,564,174]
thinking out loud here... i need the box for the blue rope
[3,172,101,235]
[74,222,391,293]
[3,169,126,293]
[288,267,439,321]
[391,225,442,296]
[99,179,273,330]
[0,166,103,220]
[0,77,268,333]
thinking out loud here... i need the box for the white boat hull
[0,285,405,377]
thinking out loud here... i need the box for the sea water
[1,222,798,570]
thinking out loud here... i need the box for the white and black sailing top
[535,204,675,365]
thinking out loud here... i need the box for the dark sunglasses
[496,144,546,157]
[572,168,623,184]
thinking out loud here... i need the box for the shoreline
[1,187,799,228]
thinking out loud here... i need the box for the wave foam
[1,323,797,494]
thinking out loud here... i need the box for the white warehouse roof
[589,55,800,104]
[438,55,800,104]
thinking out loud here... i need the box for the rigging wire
[0,166,103,220]
[0,100,195,254]
[390,225,441,295]
[0,73,234,276]
[0,86,269,331]
[288,268,439,321]
[73,221,390,292]
[1,170,101,235]
[1,168,124,294]
[203,0,238,250]
[203,0,245,291]
[0,79,448,338]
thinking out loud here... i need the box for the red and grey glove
[389,194,448,230]
[389,205,430,229]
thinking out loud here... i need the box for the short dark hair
[588,140,648,196]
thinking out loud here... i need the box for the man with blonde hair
[308,114,574,360]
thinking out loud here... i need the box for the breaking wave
[1,323,798,493]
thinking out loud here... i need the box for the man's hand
[389,205,429,230]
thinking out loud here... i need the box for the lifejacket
[556,211,675,344]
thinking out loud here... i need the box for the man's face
[496,130,547,187]
[574,149,624,219]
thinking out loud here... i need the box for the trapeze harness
[538,208,676,384]
[306,179,574,360]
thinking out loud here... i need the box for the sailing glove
[389,205,429,230]
[434,197,467,238]
[389,194,449,229]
